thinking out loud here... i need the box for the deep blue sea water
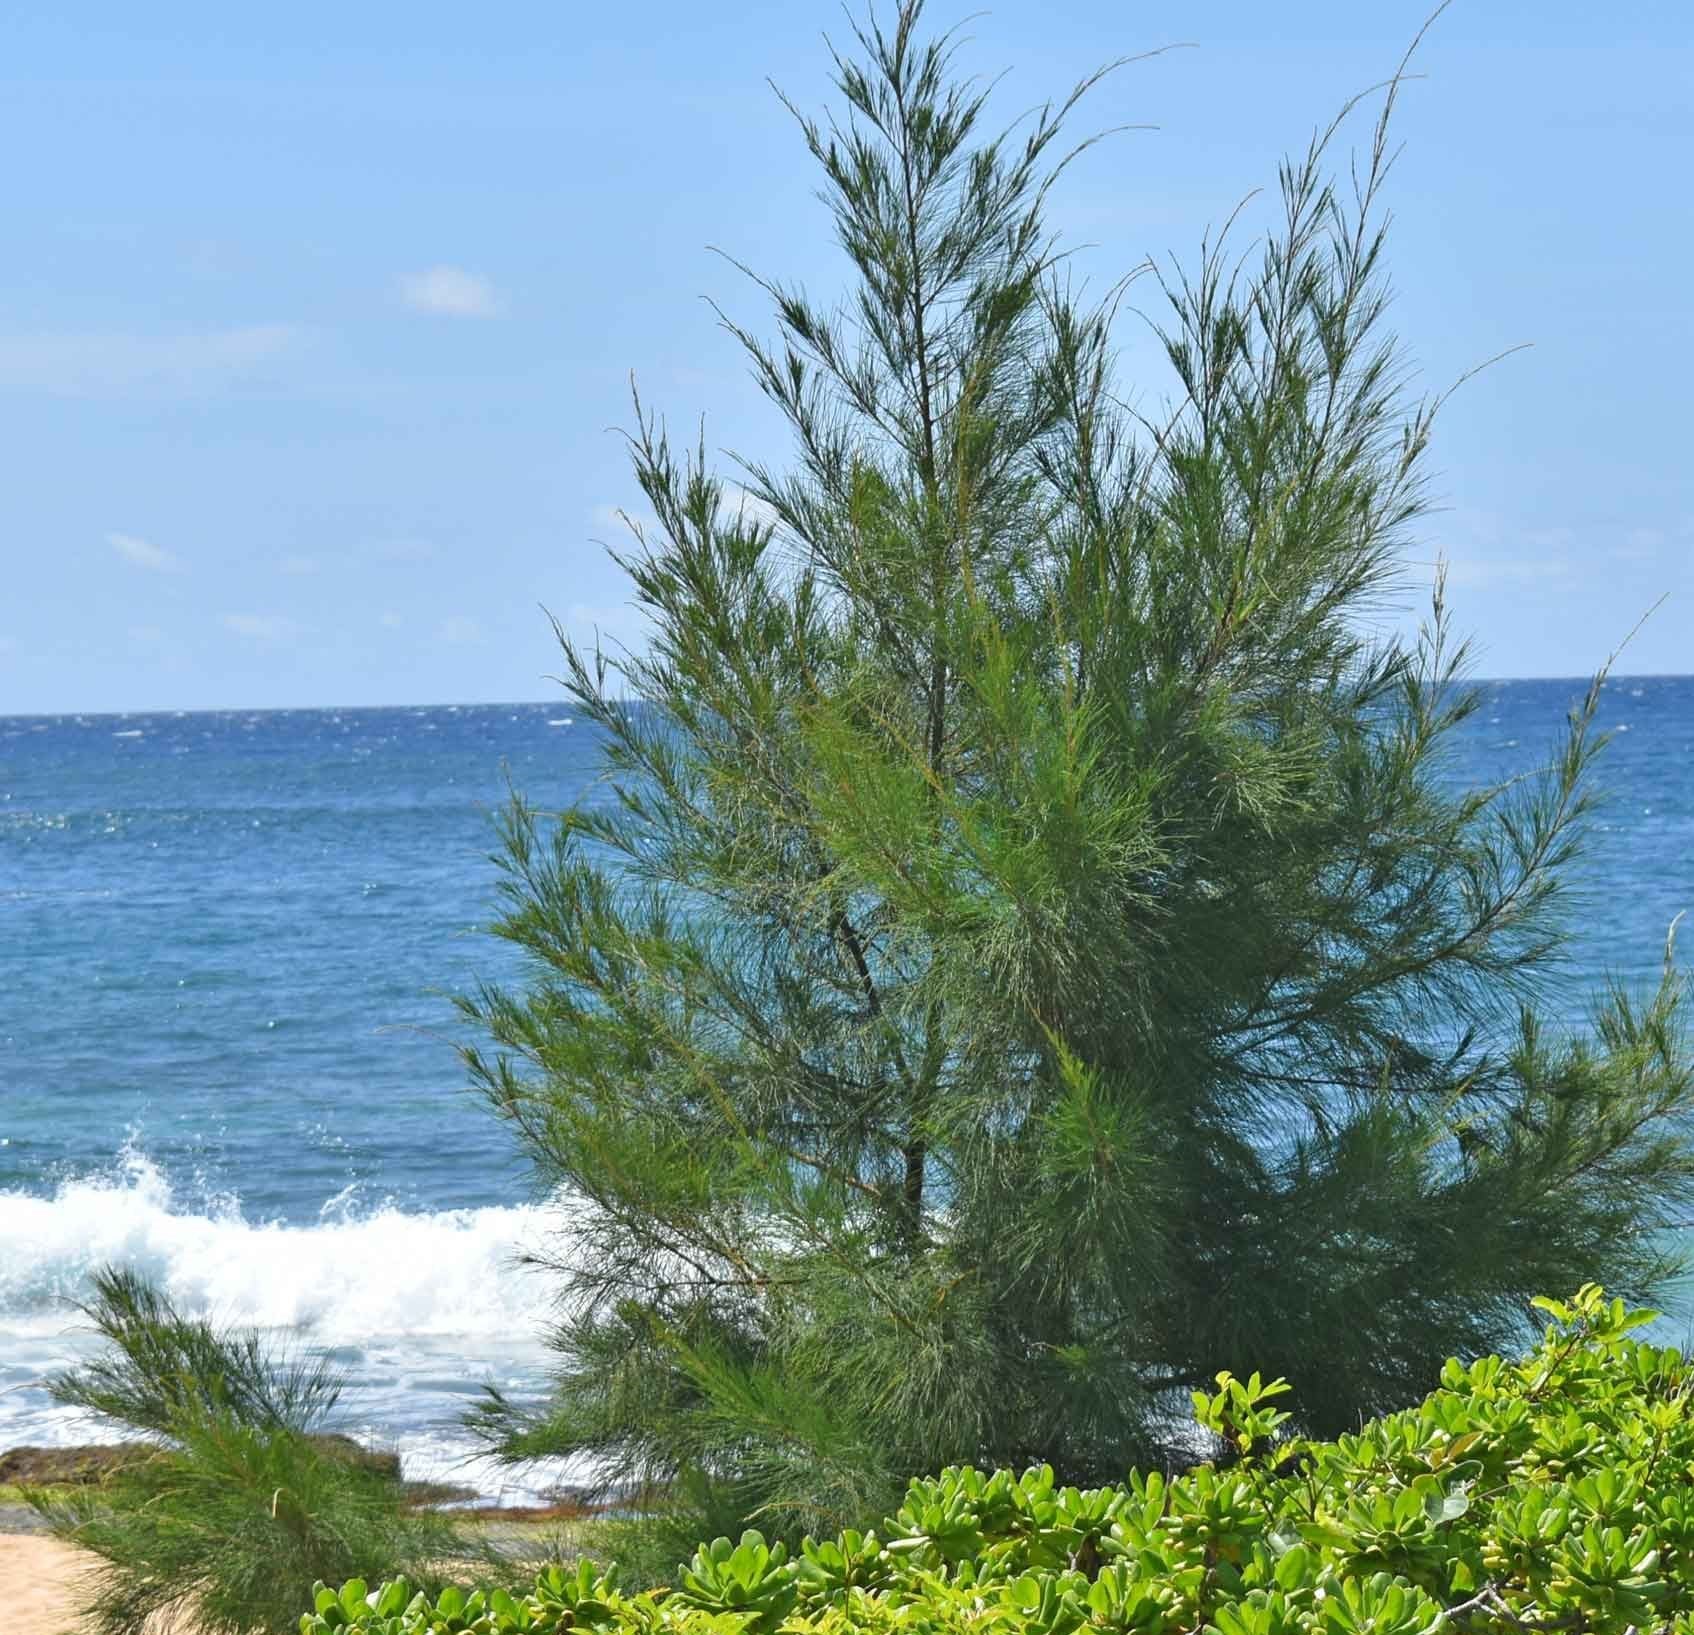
[3,681,1693,1491]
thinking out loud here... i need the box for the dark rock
[0,1444,146,1486]
[399,1479,482,1510]
[304,1433,402,1481]
[0,1503,53,1536]
[0,1433,401,1488]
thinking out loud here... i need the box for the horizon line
[5,673,1693,723]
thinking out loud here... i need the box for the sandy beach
[1,1533,87,1635]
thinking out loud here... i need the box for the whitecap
[0,1149,569,1482]
[0,1145,563,1339]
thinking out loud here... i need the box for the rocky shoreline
[0,1446,138,1488]
[0,1442,596,1536]
[0,1446,131,1535]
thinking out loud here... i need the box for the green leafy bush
[306,1288,1694,1635]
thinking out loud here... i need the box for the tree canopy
[461,0,1694,1541]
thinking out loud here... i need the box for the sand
[0,1534,90,1635]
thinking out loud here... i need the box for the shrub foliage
[309,1290,1694,1635]
[31,1268,464,1635]
[462,0,1694,1531]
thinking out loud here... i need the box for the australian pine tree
[460,1,1694,1537]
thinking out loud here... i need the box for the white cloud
[1439,555,1573,591]
[109,532,184,573]
[278,554,319,575]
[440,616,483,645]
[378,611,404,630]
[399,266,501,318]
[1422,512,1573,592]
[720,483,781,531]
[222,613,302,643]
[0,325,298,397]
[564,599,652,652]
[1613,528,1665,562]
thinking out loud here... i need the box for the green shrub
[306,1287,1694,1635]
[31,1268,468,1635]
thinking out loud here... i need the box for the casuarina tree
[461,0,1694,1539]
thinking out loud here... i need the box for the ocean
[3,679,1693,1496]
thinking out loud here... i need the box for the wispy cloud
[278,554,319,575]
[564,599,652,652]
[108,532,184,573]
[399,266,501,318]
[1440,555,1573,591]
[720,483,781,531]
[378,611,404,630]
[1613,528,1666,562]
[440,615,483,645]
[0,325,298,398]
[0,635,16,656]
[222,613,302,643]
[1424,511,1574,593]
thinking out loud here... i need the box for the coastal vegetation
[27,1270,467,1635]
[460,0,1694,1546]
[17,7,1693,1634]
[307,1287,1694,1635]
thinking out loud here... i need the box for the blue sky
[1,0,1688,714]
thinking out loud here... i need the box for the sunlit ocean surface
[3,681,1692,1489]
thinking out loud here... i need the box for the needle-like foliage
[31,1269,466,1635]
[460,1,1694,1542]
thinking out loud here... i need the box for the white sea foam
[0,1149,575,1496]
[0,1147,557,1338]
